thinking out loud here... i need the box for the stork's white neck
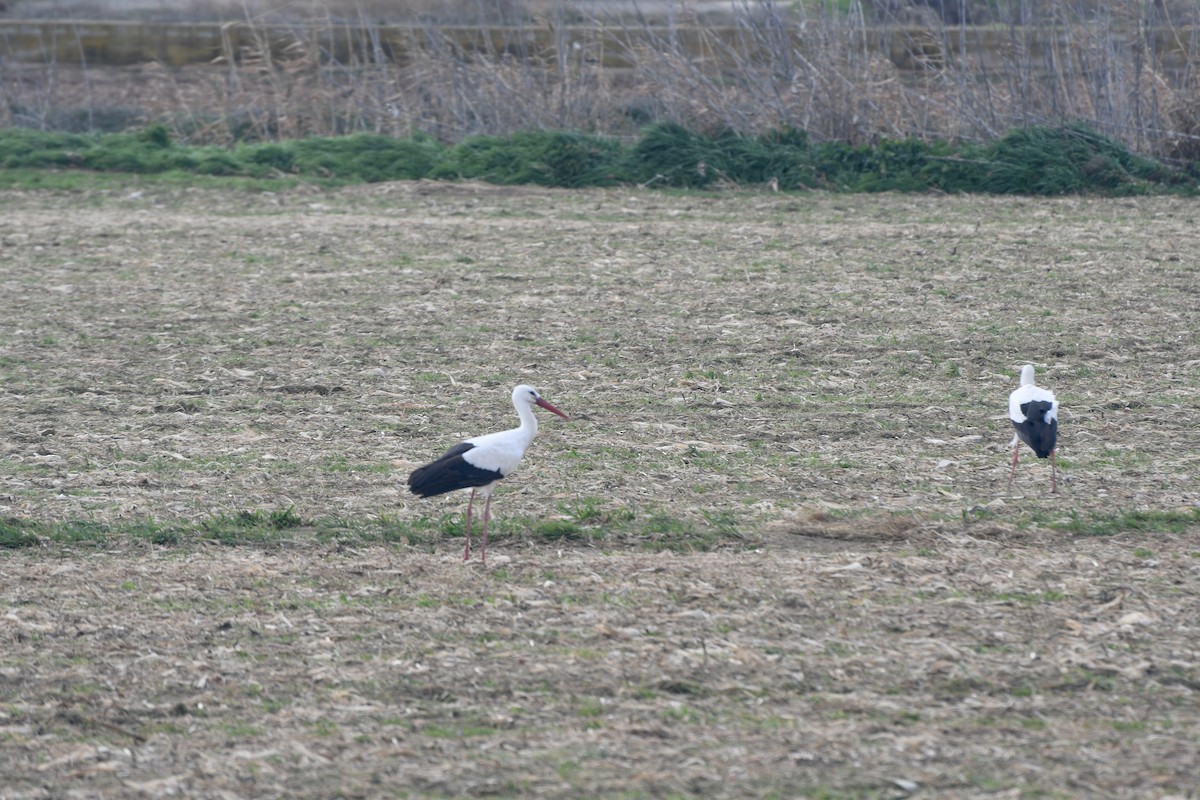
[509,396,539,447]
[1020,364,1036,387]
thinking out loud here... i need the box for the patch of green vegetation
[1112,719,1147,732]
[5,510,339,550]
[220,721,264,738]
[0,519,41,549]
[560,496,605,522]
[1049,668,1118,693]
[535,519,584,541]
[200,507,304,545]
[632,511,731,552]
[576,699,604,718]
[981,123,1183,196]
[422,723,497,738]
[1,121,1192,195]
[432,130,626,188]
[0,502,833,556]
[50,520,111,545]
[128,520,188,546]
[369,514,441,547]
[987,590,1066,605]
[1047,508,1200,537]
[306,718,339,737]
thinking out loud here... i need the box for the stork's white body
[460,416,542,480]
[1008,366,1059,429]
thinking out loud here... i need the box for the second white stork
[1007,364,1059,493]
[407,384,569,563]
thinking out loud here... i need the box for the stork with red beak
[408,384,569,562]
[1007,364,1059,493]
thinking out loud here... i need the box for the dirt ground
[1,182,1199,798]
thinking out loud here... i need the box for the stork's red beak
[536,397,569,420]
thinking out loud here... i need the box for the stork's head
[513,384,569,419]
[1019,364,1036,387]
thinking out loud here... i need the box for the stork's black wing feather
[408,442,504,497]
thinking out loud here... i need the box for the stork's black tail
[407,462,465,497]
[407,442,499,497]
[1015,400,1058,458]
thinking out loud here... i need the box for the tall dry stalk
[4,0,1200,159]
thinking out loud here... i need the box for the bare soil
[1,182,1198,798]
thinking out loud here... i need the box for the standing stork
[1007,364,1059,493]
[407,384,569,563]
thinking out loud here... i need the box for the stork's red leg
[1008,442,1020,490]
[480,494,493,565]
[1050,450,1057,494]
[463,488,476,561]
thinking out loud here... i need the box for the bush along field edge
[0,120,1195,196]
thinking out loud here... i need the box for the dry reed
[2,0,1200,160]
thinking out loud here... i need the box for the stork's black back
[407,442,503,497]
[1013,400,1058,459]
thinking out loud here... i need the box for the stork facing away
[1007,364,1059,493]
[408,384,569,562]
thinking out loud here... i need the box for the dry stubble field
[1,181,1199,799]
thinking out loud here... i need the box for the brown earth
[0,182,1198,798]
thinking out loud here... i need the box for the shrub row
[0,122,1191,195]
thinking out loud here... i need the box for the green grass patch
[0,518,114,547]
[51,520,111,545]
[0,121,1193,195]
[986,590,1066,605]
[0,519,41,549]
[422,723,497,738]
[535,519,584,541]
[199,507,304,545]
[0,506,752,554]
[1047,508,1200,537]
[127,520,189,546]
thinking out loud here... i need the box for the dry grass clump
[764,507,923,544]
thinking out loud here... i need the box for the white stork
[408,384,569,562]
[1007,364,1059,493]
